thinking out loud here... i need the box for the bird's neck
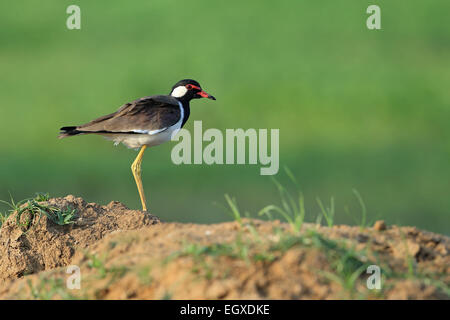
[176,98,191,128]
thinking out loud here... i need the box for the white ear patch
[171,86,188,98]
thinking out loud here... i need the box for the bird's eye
[186,84,193,90]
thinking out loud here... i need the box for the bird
[59,79,216,212]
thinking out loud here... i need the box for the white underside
[101,101,184,150]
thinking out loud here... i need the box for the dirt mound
[0,196,448,299]
[0,195,159,282]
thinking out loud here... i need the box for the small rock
[392,240,421,260]
[374,220,386,231]
[356,234,369,243]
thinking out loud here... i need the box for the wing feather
[76,95,181,134]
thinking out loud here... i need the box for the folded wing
[59,95,181,138]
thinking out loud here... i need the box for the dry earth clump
[0,195,159,282]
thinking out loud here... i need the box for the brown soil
[0,195,448,300]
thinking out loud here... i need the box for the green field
[1,1,449,234]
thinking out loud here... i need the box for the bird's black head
[170,79,216,102]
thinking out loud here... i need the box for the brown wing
[76,95,181,134]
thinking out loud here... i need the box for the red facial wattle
[186,84,216,100]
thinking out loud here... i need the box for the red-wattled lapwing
[59,79,216,211]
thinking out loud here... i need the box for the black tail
[58,126,81,139]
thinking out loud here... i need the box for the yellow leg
[131,145,148,211]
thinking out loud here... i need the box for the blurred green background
[1,1,449,234]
